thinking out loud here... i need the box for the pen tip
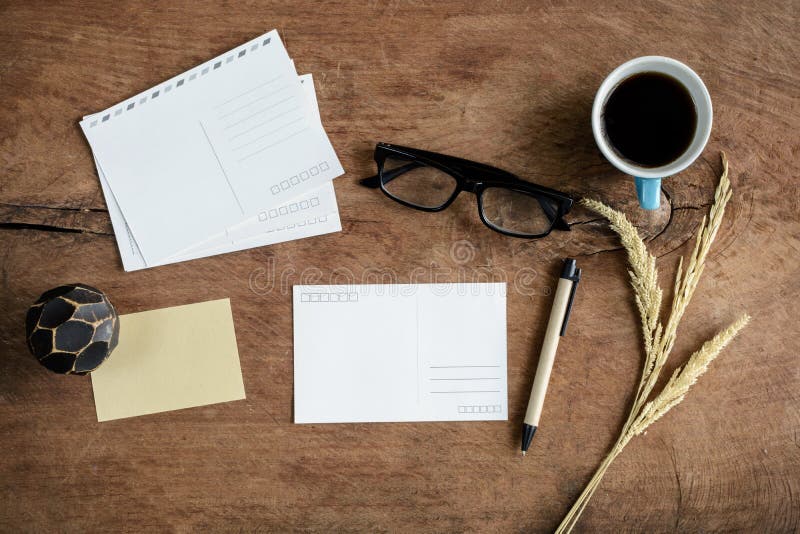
[521,450,526,457]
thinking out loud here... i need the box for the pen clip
[559,268,581,336]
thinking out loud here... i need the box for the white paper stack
[80,30,344,270]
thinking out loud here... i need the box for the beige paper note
[91,298,246,422]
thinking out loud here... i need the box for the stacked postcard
[80,30,344,270]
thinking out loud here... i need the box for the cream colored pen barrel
[524,277,573,426]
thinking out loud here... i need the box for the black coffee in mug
[603,72,698,168]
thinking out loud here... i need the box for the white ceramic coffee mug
[591,56,712,209]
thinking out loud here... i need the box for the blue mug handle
[634,177,662,210]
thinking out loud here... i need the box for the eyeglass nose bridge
[459,177,483,194]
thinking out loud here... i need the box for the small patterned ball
[25,284,120,375]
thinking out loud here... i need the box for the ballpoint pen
[521,258,581,456]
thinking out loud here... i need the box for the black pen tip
[561,258,577,278]
[521,424,537,454]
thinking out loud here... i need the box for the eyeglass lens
[480,187,557,235]
[381,153,458,209]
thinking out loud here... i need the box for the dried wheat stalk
[555,153,750,533]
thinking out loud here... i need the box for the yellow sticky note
[91,298,245,422]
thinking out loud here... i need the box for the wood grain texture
[1,1,798,532]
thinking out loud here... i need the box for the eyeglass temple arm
[359,162,423,188]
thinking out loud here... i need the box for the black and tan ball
[25,284,120,375]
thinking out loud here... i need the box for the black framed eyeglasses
[360,143,574,238]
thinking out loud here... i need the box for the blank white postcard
[293,283,508,423]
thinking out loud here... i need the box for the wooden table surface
[1,1,798,532]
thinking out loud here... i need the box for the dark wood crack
[576,245,626,257]
[0,222,113,236]
[0,202,108,214]
[0,202,113,236]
